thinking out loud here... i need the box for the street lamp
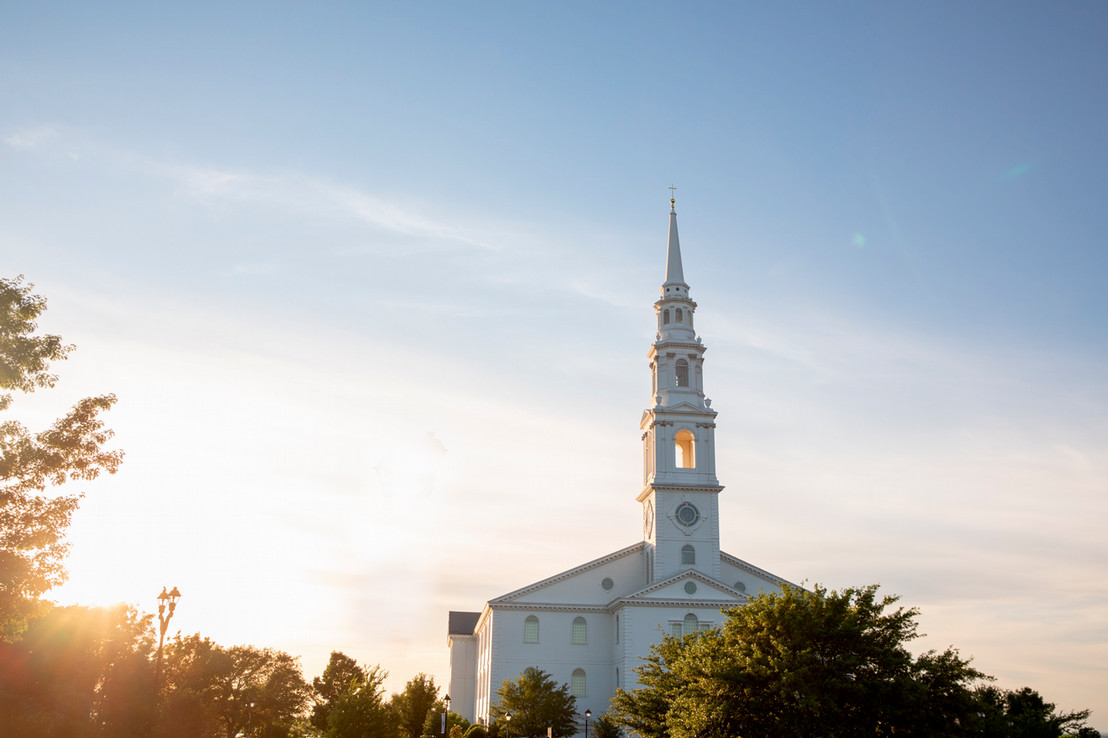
[584,709,591,738]
[443,694,451,735]
[155,586,181,687]
[505,711,512,738]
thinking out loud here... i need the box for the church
[447,201,793,724]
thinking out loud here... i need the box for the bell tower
[638,198,723,583]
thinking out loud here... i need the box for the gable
[616,569,747,606]
[720,551,793,596]
[490,542,646,607]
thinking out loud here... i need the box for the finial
[668,184,677,210]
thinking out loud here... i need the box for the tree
[491,667,578,738]
[972,685,1093,738]
[464,723,488,738]
[0,276,123,638]
[392,672,440,738]
[309,651,391,738]
[0,602,155,737]
[312,651,372,732]
[160,635,311,738]
[591,715,621,738]
[421,705,470,738]
[611,583,988,738]
[325,674,393,738]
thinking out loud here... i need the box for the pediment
[719,551,796,593]
[615,570,748,606]
[489,542,646,607]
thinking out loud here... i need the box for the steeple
[638,197,723,584]
[664,199,686,287]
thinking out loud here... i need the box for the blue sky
[3,0,1106,724]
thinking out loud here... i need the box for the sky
[2,0,1106,724]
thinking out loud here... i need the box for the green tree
[392,672,439,738]
[312,651,374,732]
[464,723,488,738]
[972,685,1092,738]
[0,276,123,639]
[421,705,470,738]
[160,635,311,738]
[325,673,393,738]
[611,583,987,738]
[491,667,578,738]
[591,715,621,738]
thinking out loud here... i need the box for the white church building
[447,201,793,724]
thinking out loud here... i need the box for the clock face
[674,502,700,527]
[643,500,655,537]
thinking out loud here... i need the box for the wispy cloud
[3,124,61,151]
[4,124,499,252]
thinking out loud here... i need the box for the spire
[664,198,686,286]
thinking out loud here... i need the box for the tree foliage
[0,276,123,638]
[611,583,988,738]
[312,651,371,732]
[0,603,155,737]
[160,635,311,738]
[308,651,391,738]
[491,667,579,738]
[972,685,1092,738]
[393,672,440,738]
[324,672,392,738]
[591,714,621,738]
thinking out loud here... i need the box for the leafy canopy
[0,276,123,638]
[392,672,440,738]
[491,667,579,738]
[611,583,988,738]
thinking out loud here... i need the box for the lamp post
[584,709,591,738]
[248,700,255,738]
[443,694,451,735]
[505,711,512,738]
[154,586,181,688]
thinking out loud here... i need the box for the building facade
[447,202,791,724]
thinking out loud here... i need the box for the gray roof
[448,610,480,636]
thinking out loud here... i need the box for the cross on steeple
[668,184,677,209]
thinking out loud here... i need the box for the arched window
[681,544,695,565]
[663,309,671,325]
[571,668,586,697]
[684,612,699,634]
[524,615,539,644]
[675,429,695,469]
[616,614,620,643]
[572,616,587,645]
[676,308,683,322]
[675,359,689,387]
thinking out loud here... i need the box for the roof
[447,610,480,636]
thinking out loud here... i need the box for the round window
[684,581,697,594]
[602,577,614,591]
[675,502,700,527]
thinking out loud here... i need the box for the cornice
[490,603,610,613]
[612,597,745,609]
[637,484,724,502]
